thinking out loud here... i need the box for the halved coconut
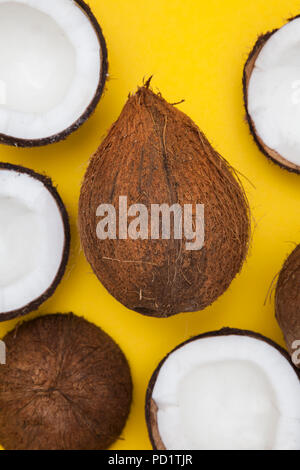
[244,17,300,174]
[0,0,108,147]
[0,163,70,321]
[146,329,300,450]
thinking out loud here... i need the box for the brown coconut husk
[79,83,250,317]
[0,314,132,450]
[145,327,300,449]
[276,245,300,364]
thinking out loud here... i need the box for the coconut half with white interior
[0,163,70,321]
[146,328,300,450]
[0,0,108,147]
[244,17,300,174]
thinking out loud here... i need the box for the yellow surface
[0,0,299,451]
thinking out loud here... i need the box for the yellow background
[0,0,299,450]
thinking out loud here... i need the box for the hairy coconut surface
[243,20,300,174]
[276,245,300,363]
[79,84,250,317]
[0,314,132,450]
[145,328,300,450]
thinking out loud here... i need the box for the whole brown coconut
[276,245,300,364]
[79,82,250,317]
[0,314,132,450]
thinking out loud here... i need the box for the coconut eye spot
[0,197,41,286]
[0,2,76,114]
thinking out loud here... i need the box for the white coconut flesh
[0,0,101,140]
[152,334,300,450]
[247,18,300,167]
[0,169,65,314]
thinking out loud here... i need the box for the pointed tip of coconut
[134,77,156,99]
[143,75,154,88]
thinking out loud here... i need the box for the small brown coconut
[0,314,132,450]
[79,81,250,318]
[276,245,300,365]
[243,18,300,174]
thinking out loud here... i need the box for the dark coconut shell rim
[0,162,70,322]
[0,0,108,148]
[145,327,300,450]
[243,18,300,175]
